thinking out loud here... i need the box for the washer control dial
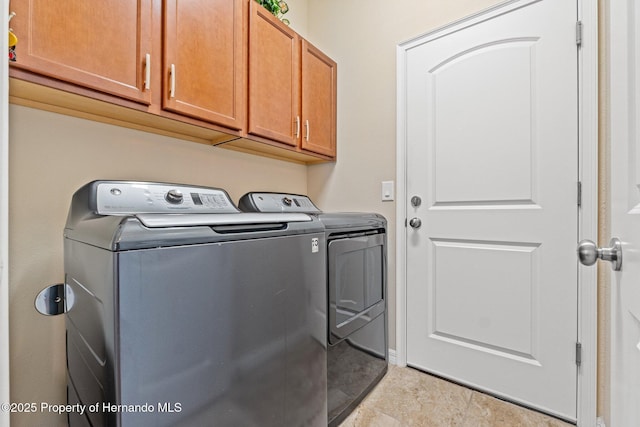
[282,197,293,207]
[165,189,184,204]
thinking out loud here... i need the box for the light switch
[381,181,394,201]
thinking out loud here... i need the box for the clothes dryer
[238,192,388,427]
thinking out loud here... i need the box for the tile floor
[339,365,574,427]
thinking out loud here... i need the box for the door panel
[405,0,578,419]
[431,41,536,204]
[431,240,538,357]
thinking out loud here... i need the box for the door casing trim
[395,1,598,425]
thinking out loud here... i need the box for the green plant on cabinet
[255,0,290,25]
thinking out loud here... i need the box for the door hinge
[576,342,582,366]
[577,181,582,207]
[576,21,583,47]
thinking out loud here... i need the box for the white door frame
[1,0,11,426]
[395,0,598,425]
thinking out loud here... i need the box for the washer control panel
[239,192,321,213]
[94,181,239,214]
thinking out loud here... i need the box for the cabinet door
[163,0,246,130]
[9,0,153,104]
[301,40,337,157]
[248,2,299,146]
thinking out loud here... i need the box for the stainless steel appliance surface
[238,192,388,427]
[64,181,327,427]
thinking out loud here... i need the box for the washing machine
[62,181,327,427]
[238,192,388,427]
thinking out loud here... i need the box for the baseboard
[388,348,397,365]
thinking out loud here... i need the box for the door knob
[409,218,422,229]
[577,238,622,271]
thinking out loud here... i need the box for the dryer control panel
[239,192,322,213]
[92,181,239,215]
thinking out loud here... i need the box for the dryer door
[328,232,385,344]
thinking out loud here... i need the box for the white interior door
[403,0,579,420]
[609,1,640,425]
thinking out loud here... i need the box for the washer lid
[135,212,312,228]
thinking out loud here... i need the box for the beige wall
[8,105,307,426]
[283,0,308,38]
[305,0,504,350]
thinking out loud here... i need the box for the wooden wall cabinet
[10,0,246,131]
[300,40,337,158]
[248,2,300,146]
[163,0,246,130]
[248,2,336,159]
[9,0,336,163]
[9,0,153,104]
